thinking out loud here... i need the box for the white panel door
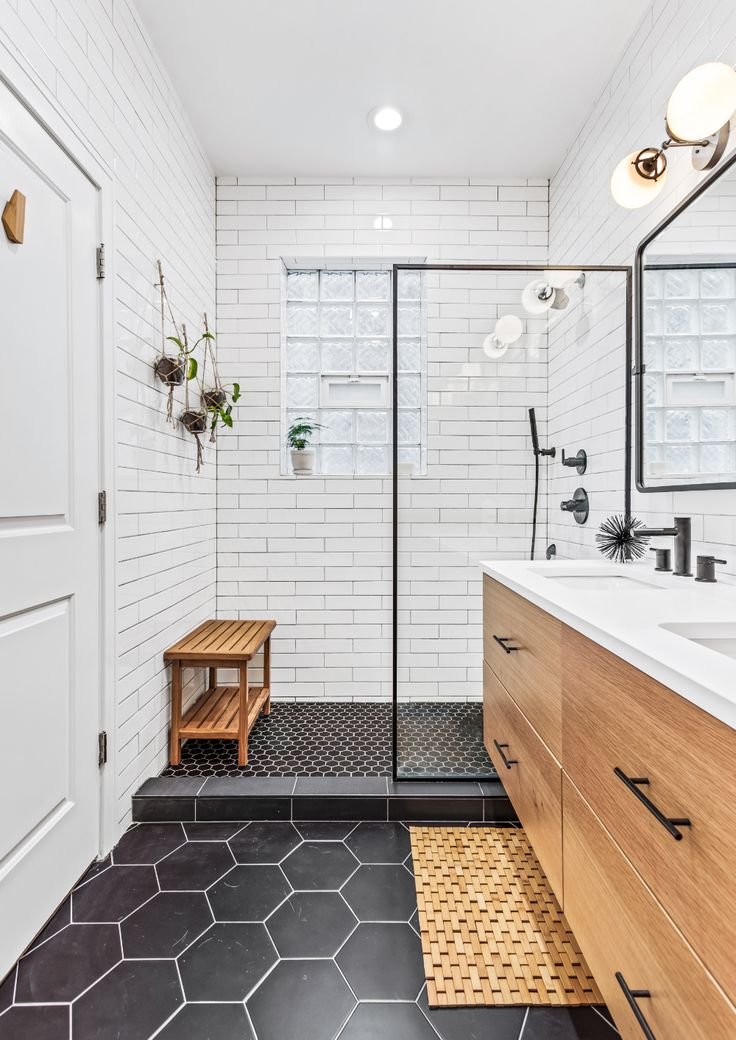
[0,81,101,976]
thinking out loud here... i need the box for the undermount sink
[660,622,736,661]
[542,573,662,591]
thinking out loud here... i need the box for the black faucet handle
[695,555,727,583]
[561,448,587,474]
[649,546,671,572]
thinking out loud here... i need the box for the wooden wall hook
[2,190,26,244]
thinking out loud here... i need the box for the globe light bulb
[495,314,523,344]
[610,150,667,209]
[666,62,736,142]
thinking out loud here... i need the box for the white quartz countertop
[479,559,736,732]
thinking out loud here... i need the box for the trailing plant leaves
[220,410,233,428]
[187,357,198,380]
[232,383,241,402]
[166,335,186,352]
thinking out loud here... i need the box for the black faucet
[641,517,692,577]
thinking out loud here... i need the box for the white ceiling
[136,0,648,178]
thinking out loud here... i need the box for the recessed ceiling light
[369,105,403,131]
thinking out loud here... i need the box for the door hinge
[96,243,105,280]
[98,490,107,525]
[98,731,108,768]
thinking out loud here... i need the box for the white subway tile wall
[548,0,736,571]
[216,178,549,702]
[1,0,216,836]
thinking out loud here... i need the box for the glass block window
[282,267,424,475]
[643,265,736,479]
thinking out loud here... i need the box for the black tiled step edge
[132,776,514,824]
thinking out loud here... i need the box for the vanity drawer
[564,626,736,1003]
[483,663,562,900]
[563,777,736,1040]
[482,575,562,759]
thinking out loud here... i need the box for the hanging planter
[153,260,197,422]
[202,387,227,410]
[154,355,185,386]
[198,314,242,443]
[180,409,207,435]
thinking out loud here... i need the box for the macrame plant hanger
[156,260,184,423]
[202,312,223,443]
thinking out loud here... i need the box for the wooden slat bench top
[164,619,276,663]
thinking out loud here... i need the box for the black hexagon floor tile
[342,864,416,921]
[337,922,425,1000]
[72,865,158,923]
[247,959,355,1040]
[15,924,121,1002]
[72,959,182,1040]
[296,822,356,841]
[0,822,619,1040]
[208,865,291,921]
[229,822,302,864]
[178,923,277,1001]
[120,891,212,958]
[0,968,14,1015]
[112,823,186,864]
[281,841,358,890]
[184,822,245,841]
[156,841,234,890]
[522,1007,618,1039]
[160,701,495,779]
[27,898,71,951]
[338,1002,438,1040]
[0,1004,69,1040]
[345,822,411,863]
[267,891,357,957]
[154,1002,256,1040]
[416,985,526,1040]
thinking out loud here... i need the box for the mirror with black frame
[636,150,736,491]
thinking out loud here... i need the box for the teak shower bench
[165,619,276,766]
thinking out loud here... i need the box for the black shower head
[528,408,555,458]
[528,408,540,454]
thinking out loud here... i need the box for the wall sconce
[611,62,736,209]
[521,272,585,314]
[482,314,523,358]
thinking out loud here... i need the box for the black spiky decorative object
[596,514,650,564]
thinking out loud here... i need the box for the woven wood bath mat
[410,826,603,1008]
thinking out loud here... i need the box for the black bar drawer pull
[493,740,518,769]
[614,767,691,841]
[493,635,519,654]
[616,972,655,1040]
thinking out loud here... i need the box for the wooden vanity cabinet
[482,573,736,1036]
[483,663,562,896]
[482,576,562,758]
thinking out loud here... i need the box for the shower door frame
[390,262,633,782]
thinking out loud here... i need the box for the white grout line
[517,1006,530,1039]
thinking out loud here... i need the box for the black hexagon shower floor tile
[160,701,497,779]
[0,822,620,1040]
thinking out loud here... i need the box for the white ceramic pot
[291,447,315,475]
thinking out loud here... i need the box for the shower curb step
[132,776,514,824]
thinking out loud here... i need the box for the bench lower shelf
[180,684,270,743]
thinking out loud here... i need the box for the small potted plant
[202,382,241,441]
[287,417,323,475]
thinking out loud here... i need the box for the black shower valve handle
[561,448,587,475]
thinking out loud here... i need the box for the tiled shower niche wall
[643,266,736,481]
